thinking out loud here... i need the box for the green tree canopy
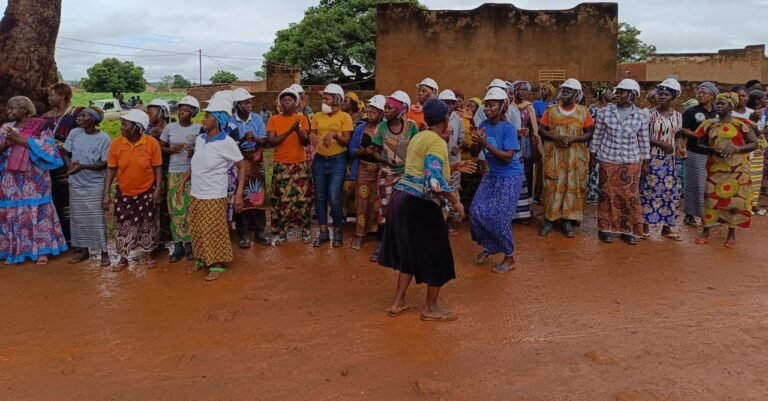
[172,74,192,88]
[264,0,422,84]
[210,70,238,84]
[80,58,145,92]
[618,22,657,63]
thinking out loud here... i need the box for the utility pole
[198,49,203,85]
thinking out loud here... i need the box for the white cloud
[0,0,765,83]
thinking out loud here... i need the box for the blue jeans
[312,153,347,228]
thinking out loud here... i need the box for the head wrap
[697,82,719,96]
[645,89,658,102]
[681,98,699,111]
[211,111,231,132]
[468,97,482,107]
[541,82,556,96]
[512,80,532,92]
[386,97,405,114]
[715,92,739,108]
[83,107,104,124]
[423,98,449,126]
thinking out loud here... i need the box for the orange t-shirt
[107,134,162,196]
[406,108,427,130]
[268,113,310,164]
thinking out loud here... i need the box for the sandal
[694,237,710,245]
[724,240,736,249]
[386,304,417,317]
[205,266,225,281]
[68,251,89,264]
[755,208,768,216]
[351,237,363,250]
[188,260,206,274]
[112,259,128,272]
[474,250,493,265]
[36,256,49,265]
[420,311,458,322]
[492,263,516,274]
[662,232,683,241]
[144,259,157,269]
[447,228,458,236]
[238,238,252,249]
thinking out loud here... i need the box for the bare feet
[420,305,457,322]
[387,302,417,317]
[492,255,516,274]
[694,237,710,245]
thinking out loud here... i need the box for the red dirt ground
[2,206,767,401]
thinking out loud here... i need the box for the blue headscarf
[83,107,104,124]
[211,111,231,132]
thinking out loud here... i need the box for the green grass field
[71,91,187,108]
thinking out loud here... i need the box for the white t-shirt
[731,107,753,120]
[160,122,201,173]
[190,133,243,199]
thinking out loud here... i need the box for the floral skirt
[166,172,191,242]
[271,161,313,237]
[114,186,158,258]
[354,161,381,236]
[470,175,523,256]
[0,197,68,264]
[640,155,679,227]
[598,162,643,235]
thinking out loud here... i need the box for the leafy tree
[210,70,238,84]
[254,70,266,81]
[80,58,145,92]
[618,22,657,63]
[57,71,64,82]
[264,0,422,84]
[172,74,192,88]
[159,75,173,89]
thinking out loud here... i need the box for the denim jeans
[312,153,347,228]
[235,209,266,239]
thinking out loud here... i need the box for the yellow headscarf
[715,92,739,108]
[346,92,365,112]
[469,97,482,107]
[541,82,556,96]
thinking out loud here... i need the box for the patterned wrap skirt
[377,167,403,225]
[189,197,233,266]
[271,161,313,237]
[598,162,643,235]
[379,190,455,287]
[69,187,108,252]
[640,155,679,227]
[750,142,765,206]
[166,172,191,242]
[703,155,752,229]
[470,175,523,256]
[514,174,532,220]
[114,186,159,258]
[354,161,381,237]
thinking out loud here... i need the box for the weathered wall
[376,2,618,98]
[266,64,301,91]
[645,45,766,85]
[617,63,647,81]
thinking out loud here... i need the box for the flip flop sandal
[420,312,458,322]
[112,260,128,272]
[238,239,251,249]
[662,232,683,241]
[144,259,158,269]
[36,256,49,266]
[387,305,417,317]
[492,263,516,274]
[205,266,226,281]
[474,251,493,265]
[68,252,89,264]
[694,237,710,245]
[724,240,737,249]
[100,257,112,267]
[640,233,650,240]
[188,260,206,274]
[755,209,768,216]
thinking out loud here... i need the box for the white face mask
[321,104,333,114]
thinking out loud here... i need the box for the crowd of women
[1,76,766,319]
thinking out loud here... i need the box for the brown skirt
[597,162,643,235]
[189,197,233,266]
[355,161,381,236]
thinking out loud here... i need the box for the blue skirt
[470,175,523,256]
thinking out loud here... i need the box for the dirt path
[2,208,768,401]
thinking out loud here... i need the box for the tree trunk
[0,0,61,121]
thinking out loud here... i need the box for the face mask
[321,104,333,114]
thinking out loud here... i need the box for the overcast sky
[2,0,767,83]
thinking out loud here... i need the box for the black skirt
[379,190,455,287]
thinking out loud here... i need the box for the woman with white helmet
[267,88,312,245]
[538,78,594,238]
[160,95,200,262]
[640,78,683,241]
[368,90,420,262]
[405,78,439,130]
[229,88,270,249]
[469,87,525,273]
[347,94,386,250]
[103,109,163,271]
[438,89,465,235]
[175,97,245,281]
[146,98,172,253]
[590,78,650,245]
[309,83,354,248]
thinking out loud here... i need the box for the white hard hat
[231,87,254,102]
[614,79,641,95]
[277,88,300,102]
[484,87,509,101]
[389,90,412,107]
[560,78,583,92]
[178,95,200,110]
[367,94,386,111]
[147,98,170,115]
[208,90,233,105]
[204,97,233,116]
[438,89,457,101]
[487,78,507,90]
[657,78,681,93]
[322,83,344,99]
[121,109,150,131]
[417,77,439,92]
[289,84,304,94]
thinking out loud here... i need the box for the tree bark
[0,0,61,121]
